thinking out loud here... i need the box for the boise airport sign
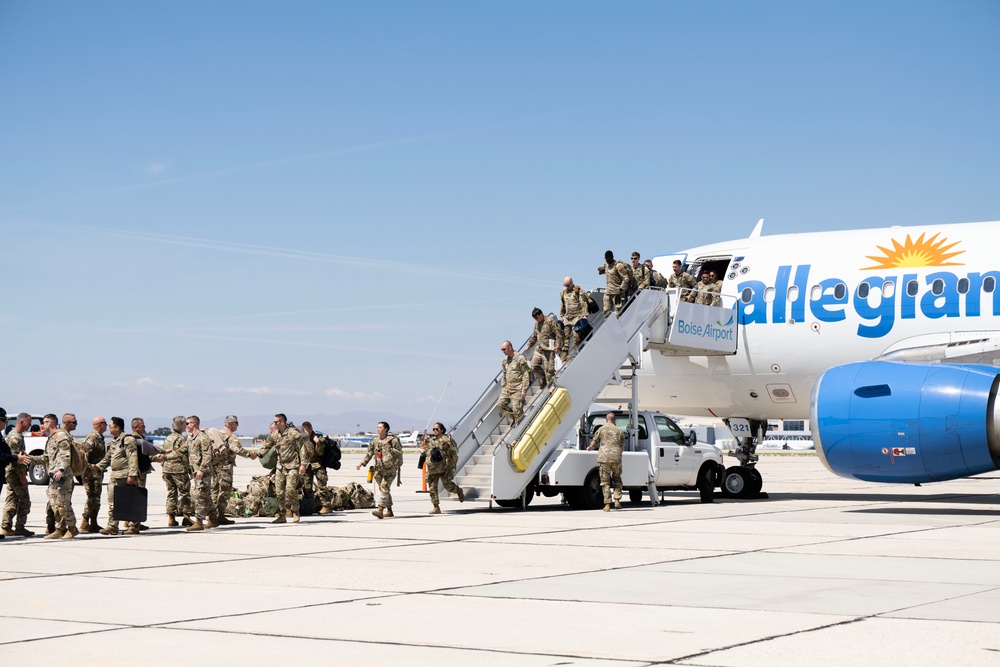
[670,301,737,352]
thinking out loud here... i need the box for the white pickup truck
[535,410,724,509]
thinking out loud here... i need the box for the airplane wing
[877,331,1000,365]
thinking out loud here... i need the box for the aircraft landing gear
[722,418,767,499]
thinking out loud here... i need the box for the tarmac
[3,452,1000,666]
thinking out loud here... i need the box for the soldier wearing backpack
[356,421,402,519]
[421,422,465,514]
[301,421,338,515]
[209,416,257,525]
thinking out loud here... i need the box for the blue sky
[2,1,998,429]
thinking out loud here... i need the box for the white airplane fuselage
[634,220,1000,421]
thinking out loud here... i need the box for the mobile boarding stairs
[450,287,739,507]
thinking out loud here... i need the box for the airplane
[620,219,1000,493]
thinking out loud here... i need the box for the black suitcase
[298,496,315,516]
[113,484,148,523]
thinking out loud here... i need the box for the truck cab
[537,410,723,509]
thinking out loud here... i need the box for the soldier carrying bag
[318,435,342,470]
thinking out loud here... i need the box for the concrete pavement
[3,453,1000,665]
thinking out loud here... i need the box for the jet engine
[811,361,1000,483]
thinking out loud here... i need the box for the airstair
[450,287,738,507]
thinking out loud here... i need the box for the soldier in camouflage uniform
[186,415,215,531]
[212,415,256,525]
[95,416,140,535]
[645,259,668,288]
[43,413,79,539]
[356,421,402,519]
[526,307,563,389]
[599,250,632,317]
[78,416,108,532]
[423,422,465,514]
[559,276,591,360]
[694,271,721,306]
[160,415,192,527]
[497,340,531,425]
[259,413,305,523]
[668,259,697,302]
[301,421,332,514]
[629,252,650,297]
[2,412,38,537]
[587,412,624,511]
[129,418,155,533]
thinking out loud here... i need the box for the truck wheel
[697,465,716,503]
[28,458,48,486]
[582,470,604,510]
[747,468,763,496]
[628,488,643,504]
[721,466,751,499]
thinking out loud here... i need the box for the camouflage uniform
[560,284,591,358]
[245,473,276,516]
[188,430,214,522]
[45,429,77,533]
[592,423,624,506]
[359,434,402,511]
[160,431,191,518]
[602,259,631,316]
[212,427,253,519]
[695,280,721,307]
[424,434,462,510]
[300,435,331,513]
[526,315,563,387]
[259,426,305,516]
[2,428,38,533]
[650,269,668,288]
[80,430,107,528]
[497,352,531,424]
[631,263,651,293]
[668,270,697,302]
[95,432,139,532]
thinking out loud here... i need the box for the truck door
[653,415,692,484]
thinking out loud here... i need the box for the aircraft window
[984,276,996,293]
[810,285,822,300]
[957,278,970,294]
[856,282,870,299]
[931,278,945,296]
[740,287,754,303]
[787,285,798,302]
[882,281,895,298]
[833,282,847,300]
[763,287,775,303]
[906,280,919,297]
[654,415,684,444]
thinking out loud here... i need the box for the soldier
[161,415,192,527]
[667,259,697,302]
[212,415,256,524]
[629,252,650,296]
[694,271,721,306]
[598,250,631,317]
[497,340,531,425]
[559,276,590,361]
[186,415,215,531]
[586,412,624,512]
[300,421,331,515]
[44,413,79,539]
[355,421,402,519]
[259,413,305,524]
[645,259,668,288]
[422,422,465,514]
[129,417,156,532]
[526,307,563,389]
[94,417,140,535]
[79,416,108,533]
[1,411,34,537]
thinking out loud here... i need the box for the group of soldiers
[496,251,725,426]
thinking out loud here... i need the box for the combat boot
[46,519,56,535]
[79,517,91,532]
[272,514,286,524]
[99,526,118,535]
[384,507,394,518]
[206,514,220,528]
[318,507,330,515]
[137,523,150,531]
[291,513,300,523]
[371,506,384,519]
[428,506,440,515]
[1,527,14,537]
[88,520,103,533]
[122,526,140,535]
[285,509,293,518]
[456,487,465,503]
[60,525,80,540]
[219,516,234,525]
[167,515,178,527]
[14,527,34,537]
[614,500,623,510]
[186,518,204,532]
[603,504,610,512]
[45,528,65,539]
[181,514,194,527]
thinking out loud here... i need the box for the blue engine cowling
[811,361,1000,483]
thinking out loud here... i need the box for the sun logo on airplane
[862,233,965,270]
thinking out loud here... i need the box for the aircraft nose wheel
[721,466,763,499]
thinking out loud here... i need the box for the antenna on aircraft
[749,218,764,238]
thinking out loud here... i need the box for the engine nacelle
[811,361,1000,483]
